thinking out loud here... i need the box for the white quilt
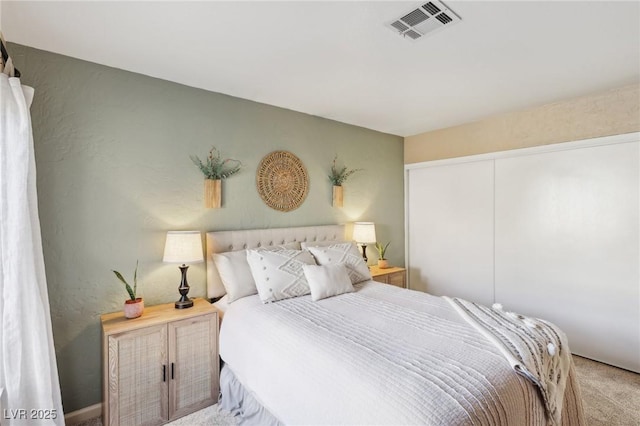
[219,281,585,425]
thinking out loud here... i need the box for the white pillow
[213,242,300,303]
[213,250,256,303]
[306,242,372,284]
[302,263,354,301]
[246,248,317,303]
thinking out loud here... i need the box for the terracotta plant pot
[378,259,389,269]
[204,179,222,208]
[124,298,144,319]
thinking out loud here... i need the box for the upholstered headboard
[206,224,346,298]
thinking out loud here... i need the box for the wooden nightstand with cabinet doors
[101,298,218,426]
[370,265,406,288]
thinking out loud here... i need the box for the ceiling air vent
[387,1,461,42]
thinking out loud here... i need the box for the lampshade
[163,231,204,264]
[352,222,377,244]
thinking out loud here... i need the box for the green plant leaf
[112,270,128,286]
[133,260,138,300]
[375,241,390,259]
[328,155,362,186]
[113,269,136,301]
[191,147,242,180]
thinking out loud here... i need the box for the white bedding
[219,281,585,425]
[213,294,230,313]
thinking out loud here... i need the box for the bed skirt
[219,364,283,426]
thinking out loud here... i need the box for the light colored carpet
[75,355,639,426]
[572,355,640,426]
[73,405,236,426]
[166,405,237,425]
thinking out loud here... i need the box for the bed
[206,225,585,425]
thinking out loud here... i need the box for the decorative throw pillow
[246,248,317,303]
[213,242,300,303]
[213,250,256,303]
[306,242,372,284]
[302,263,354,301]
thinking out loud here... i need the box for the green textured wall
[9,43,404,413]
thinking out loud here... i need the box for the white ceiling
[2,1,639,137]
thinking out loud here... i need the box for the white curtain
[0,50,64,424]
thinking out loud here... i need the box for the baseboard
[64,403,102,426]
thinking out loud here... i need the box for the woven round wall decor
[256,151,309,212]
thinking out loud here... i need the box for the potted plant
[191,147,242,208]
[113,261,144,319]
[328,155,362,207]
[375,242,391,269]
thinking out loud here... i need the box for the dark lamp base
[175,299,194,309]
[360,243,368,263]
[175,264,194,309]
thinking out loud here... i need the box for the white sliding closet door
[407,161,494,305]
[494,141,639,372]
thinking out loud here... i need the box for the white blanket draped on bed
[444,297,572,426]
[219,281,584,425]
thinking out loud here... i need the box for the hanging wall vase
[204,179,222,208]
[191,147,242,209]
[333,185,343,207]
[328,155,362,208]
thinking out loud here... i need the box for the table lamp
[163,231,204,309]
[352,222,376,263]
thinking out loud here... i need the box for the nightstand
[370,265,406,288]
[101,298,218,426]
